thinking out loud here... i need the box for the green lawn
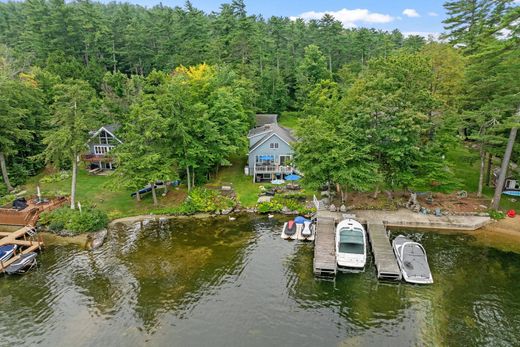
[22,169,186,219]
[446,144,520,211]
[210,157,261,207]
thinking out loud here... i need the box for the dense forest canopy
[0,0,518,209]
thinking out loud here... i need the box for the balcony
[254,164,293,174]
[81,154,114,163]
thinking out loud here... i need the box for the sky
[112,0,448,38]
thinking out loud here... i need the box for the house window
[99,130,116,145]
[94,146,111,155]
[270,142,279,149]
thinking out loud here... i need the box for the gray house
[82,124,123,171]
[247,114,297,182]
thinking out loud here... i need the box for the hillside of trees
[0,0,518,209]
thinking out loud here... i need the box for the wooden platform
[0,226,43,273]
[366,223,401,281]
[313,217,337,277]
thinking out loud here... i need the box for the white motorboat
[392,235,433,284]
[335,219,367,271]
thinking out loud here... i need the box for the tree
[295,44,330,107]
[42,79,98,209]
[114,99,176,205]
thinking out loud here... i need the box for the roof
[249,123,296,153]
[255,114,278,127]
[88,124,123,144]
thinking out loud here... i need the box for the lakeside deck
[0,226,43,273]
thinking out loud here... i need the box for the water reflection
[0,216,519,346]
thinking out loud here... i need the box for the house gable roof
[255,114,278,127]
[248,125,296,153]
[88,124,123,144]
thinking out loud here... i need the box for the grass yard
[211,156,261,207]
[446,144,520,211]
[22,169,186,219]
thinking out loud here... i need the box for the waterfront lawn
[211,157,261,207]
[22,169,186,219]
[446,144,520,211]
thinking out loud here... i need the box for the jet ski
[4,252,38,275]
[392,235,433,284]
[0,245,17,262]
[300,220,315,241]
[281,220,297,240]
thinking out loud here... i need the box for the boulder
[86,228,108,250]
[340,204,347,212]
[329,204,337,212]
[221,207,234,215]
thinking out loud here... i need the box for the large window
[269,142,279,149]
[99,130,116,145]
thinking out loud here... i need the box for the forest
[0,0,518,210]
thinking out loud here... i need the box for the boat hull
[336,219,367,271]
[392,235,433,285]
[5,252,38,275]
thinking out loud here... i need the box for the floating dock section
[366,223,401,281]
[313,217,337,277]
[0,226,43,273]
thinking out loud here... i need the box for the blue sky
[115,0,447,37]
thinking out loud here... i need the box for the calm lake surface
[1,215,519,346]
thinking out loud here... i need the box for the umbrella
[285,174,301,181]
[259,155,274,161]
[271,179,285,185]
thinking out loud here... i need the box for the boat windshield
[338,228,364,254]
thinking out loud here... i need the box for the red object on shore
[507,210,516,218]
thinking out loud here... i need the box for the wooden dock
[0,226,43,274]
[313,217,337,277]
[366,223,401,281]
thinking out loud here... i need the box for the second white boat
[335,219,367,272]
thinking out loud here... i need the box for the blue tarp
[294,216,309,224]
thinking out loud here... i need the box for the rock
[321,197,330,205]
[320,191,329,197]
[329,204,337,212]
[86,228,108,250]
[221,207,233,215]
[340,204,347,212]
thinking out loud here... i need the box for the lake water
[1,216,519,346]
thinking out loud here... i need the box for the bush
[488,209,505,220]
[153,187,235,215]
[0,194,16,207]
[40,171,70,183]
[272,196,316,215]
[257,200,283,213]
[39,207,108,234]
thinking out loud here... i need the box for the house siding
[248,134,293,173]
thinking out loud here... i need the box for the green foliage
[257,200,283,214]
[0,193,16,207]
[272,195,315,215]
[154,187,235,215]
[488,209,505,220]
[40,171,70,183]
[39,207,109,234]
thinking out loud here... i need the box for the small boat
[336,219,367,272]
[4,252,38,275]
[392,235,433,284]
[300,220,315,241]
[0,245,17,262]
[281,220,297,240]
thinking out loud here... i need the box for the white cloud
[402,9,421,18]
[428,12,438,17]
[290,8,394,28]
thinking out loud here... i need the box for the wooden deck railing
[254,165,293,174]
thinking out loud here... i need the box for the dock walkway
[312,209,491,280]
[313,217,336,277]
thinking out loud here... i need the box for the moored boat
[392,235,433,284]
[281,220,297,239]
[300,220,315,241]
[0,245,17,263]
[335,219,367,272]
[4,252,38,275]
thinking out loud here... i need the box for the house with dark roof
[247,114,297,182]
[82,124,123,171]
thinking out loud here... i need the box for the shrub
[39,207,108,234]
[40,171,70,183]
[257,200,283,214]
[0,194,16,207]
[153,187,235,215]
[488,209,505,220]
